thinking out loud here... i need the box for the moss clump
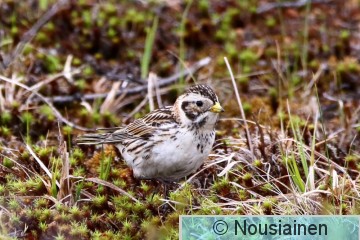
[242,172,253,187]
[345,154,359,169]
[3,157,13,168]
[1,111,12,124]
[39,105,55,122]
[0,126,12,138]
[92,195,107,208]
[20,112,34,125]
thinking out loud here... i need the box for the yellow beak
[210,102,225,113]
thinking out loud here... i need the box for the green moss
[122,219,133,232]
[69,206,81,217]
[263,198,276,209]
[27,177,44,191]
[125,8,146,24]
[69,156,78,166]
[8,199,20,211]
[238,76,249,85]
[0,126,11,137]
[265,47,277,57]
[253,159,262,168]
[72,148,85,160]
[38,208,51,222]
[269,87,277,98]
[39,221,48,232]
[70,221,89,237]
[62,125,73,135]
[108,16,119,27]
[345,154,359,162]
[104,3,117,14]
[92,195,107,207]
[139,182,150,192]
[11,101,20,110]
[242,172,252,181]
[82,10,92,27]
[1,111,12,124]
[242,65,252,74]
[242,102,252,115]
[224,42,238,59]
[112,178,126,188]
[261,183,273,193]
[212,177,230,192]
[215,29,227,42]
[107,28,117,38]
[132,201,145,214]
[3,157,13,169]
[239,49,258,64]
[92,112,101,124]
[114,210,126,221]
[102,111,120,125]
[83,66,94,76]
[340,29,350,40]
[0,184,5,195]
[198,0,209,12]
[44,22,55,31]
[11,26,19,36]
[54,234,66,240]
[237,189,248,200]
[21,112,34,125]
[75,79,86,91]
[291,74,301,86]
[266,16,276,27]
[91,231,102,239]
[38,147,53,159]
[34,198,49,208]
[198,198,222,215]
[45,55,62,73]
[73,167,85,177]
[39,105,55,121]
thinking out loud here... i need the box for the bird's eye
[196,101,203,107]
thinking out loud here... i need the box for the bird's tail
[76,133,111,145]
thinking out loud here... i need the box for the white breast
[119,127,215,182]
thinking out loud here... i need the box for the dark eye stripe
[181,101,189,111]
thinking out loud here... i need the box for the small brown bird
[77,84,224,183]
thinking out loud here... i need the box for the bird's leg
[161,180,174,200]
[163,182,169,200]
[150,179,162,201]
[158,180,173,216]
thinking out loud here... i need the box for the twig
[26,144,60,188]
[147,72,156,111]
[42,57,212,104]
[224,57,254,159]
[123,97,148,122]
[86,177,139,203]
[257,0,332,14]
[100,81,122,114]
[0,75,91,131]
[154,73,163,108]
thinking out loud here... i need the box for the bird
[77,84,224,184]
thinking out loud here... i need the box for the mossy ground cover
[0,0,359,239]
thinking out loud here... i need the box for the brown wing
[125,106,175,137]
[77,106,175,145]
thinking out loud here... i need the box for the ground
[0,0,359,239]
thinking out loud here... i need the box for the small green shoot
[141,16,159,79]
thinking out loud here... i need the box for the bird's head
[174,84,224,129]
